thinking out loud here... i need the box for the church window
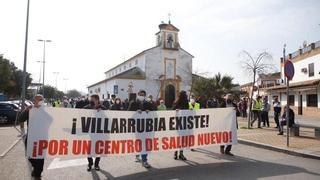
[167,34,174,48]
[129,62,132,67]
[124,65,126,70]
[135,59,138,65]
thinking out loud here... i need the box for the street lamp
[53,72,60,89]
[63,78,69,93]
[36,60,43,93]
[38,39,52,98]
[21,0,30,112]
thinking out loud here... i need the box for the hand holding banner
[27,107,237,159]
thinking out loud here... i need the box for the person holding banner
[172,90,189,160]
[83,94,106,171]
[128,90,152,168]
[219,94,237,156]
[19,94,45,179]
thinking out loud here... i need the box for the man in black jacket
[219,94,237,156]
[83,94,106,171]
[127,90,153,168]
[278,105,295,135]
[20,94,45,180]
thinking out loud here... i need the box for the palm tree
[192,73,236,99]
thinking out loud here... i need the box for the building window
[135,59,138,65]
[308,63,314,77]
[167,34,174,48]
[289,95,295,106]
[90,90,92,94]
[124,65,126,70]
[114,85,118,95]
[307,94,317,107]
[129,62,132,68]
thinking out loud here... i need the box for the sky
[0,0,319,93]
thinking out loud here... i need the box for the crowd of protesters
[19,89,294,179]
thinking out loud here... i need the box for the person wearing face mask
[219,94,238,156]
[172,91,189,160]
[110,98,123,110]
[147,94,157,110]
[83,94,106,171]
[127,90,152,168]
[157,99,167,111]
[19,95,45,179]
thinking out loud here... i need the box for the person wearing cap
[19,94,45,179]
[251,95,262,128]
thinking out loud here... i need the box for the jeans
[87,157,100,166]
[274,111,280,127]
[29,158,44,177]
[251,110,261,128]
[261,111,269,127]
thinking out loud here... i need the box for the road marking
[48,158,88,170]
[0,138,21,157]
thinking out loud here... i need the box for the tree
[240,50,274,128]
[66,89,81,98]
[39,85,65,100]
[0,56,32,98]
[192,73,238,99]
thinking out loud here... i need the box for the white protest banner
[27,107,237,159]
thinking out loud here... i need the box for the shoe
[87,165,92,171]
[94,165,100,171]
[142,161,151,168]
[179,154,187,161]
[220,148,225,154]
[225,151,234,156]
[278,132,283,135]
[135,155,141,162]
[174,152,178,160]
[190,149,195,152]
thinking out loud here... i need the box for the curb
[238,138,320,160]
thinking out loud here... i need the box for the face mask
[146,98,151,102]
[190,99,195,104]
[137,96,145,101]
[38,101,44,106]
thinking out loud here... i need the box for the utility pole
[38,39,52,98]
[21,0,30,111]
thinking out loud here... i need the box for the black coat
[282,108,295,127]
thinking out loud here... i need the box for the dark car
[0,102,21,124]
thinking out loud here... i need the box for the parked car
[0,102,21,124]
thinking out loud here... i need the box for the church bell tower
[156,20,180,50]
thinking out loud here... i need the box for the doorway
[298,94,303,115]
[165,84,176,109]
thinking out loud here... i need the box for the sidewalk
[237,117,320,159]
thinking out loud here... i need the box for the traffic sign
[284,60,295,80]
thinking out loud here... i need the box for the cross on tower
[168,13,171,24]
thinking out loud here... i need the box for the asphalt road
[0,126,320,180]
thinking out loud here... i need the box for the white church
[88,21,194,108]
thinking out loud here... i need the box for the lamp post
[63,78,69,93]
[36,60,43,93]
[53,72,60,89]
[21,0,30,112]
[38,39,52,98]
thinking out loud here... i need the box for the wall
[281,54,320,83]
